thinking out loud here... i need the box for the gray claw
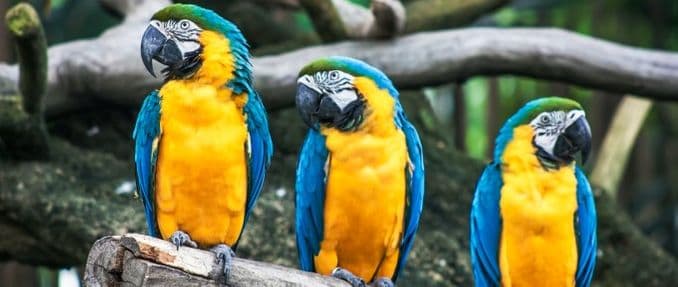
[169,230,197,249]
[332,267,366,287]
[210,244,236,283]
[371,277,394,287]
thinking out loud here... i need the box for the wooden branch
[84,234,350,287]
[590,96,653,197]
[404,0,509,33]
[255,28,678,109]
[1,26,678,116]
[332,0,405,39]
[300,0,348,42]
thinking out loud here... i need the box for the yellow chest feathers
[155,81,249,246]
[315,77,408,280]
[498,125,578,287]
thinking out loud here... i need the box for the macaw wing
[133,91,162,238]
[470,162,503,287]
[393,108,425,281]
[574,167,597,287]
[243,91,274,225]
[295,129,329,272]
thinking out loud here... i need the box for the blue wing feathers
[295,129,329,272]
[133,91,161,238]
[392,106,425,281]
[575,167,597,287]
[243,90,273,227]
[470,162,503,287]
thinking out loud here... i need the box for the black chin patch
[163,48,203,80]
[331,99,366,131]
[534,138,571,170]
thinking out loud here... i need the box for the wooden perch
[84,234,350,287]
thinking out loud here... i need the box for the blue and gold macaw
[294,57,425,287]
[133,4,272,279]
[470,97,597,287]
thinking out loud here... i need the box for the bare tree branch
[300,0,348,41]
[1,27,677,116]
[84,234,350,287]
[256,28,678,108]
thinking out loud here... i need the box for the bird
[294,56,425,287]
[133,4,272,280]
[470,97,597,287]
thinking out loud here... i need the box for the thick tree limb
[302,0,405,40]
[84,234,350,287]
[256,28,678,108]
[590,96,653,198]
[2,27,678,116]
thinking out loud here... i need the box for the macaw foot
[168,230,197,249]
[210,244,236,283]
[371,277,394,287]
[332,267,366,287]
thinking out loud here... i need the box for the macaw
[133,4,272,279]
[470,97,597,287]
[294,57,425,287]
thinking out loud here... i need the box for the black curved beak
[296,75,343,129]
[554,116,592,164]
[296,78,322,128]
[140,25,182,77]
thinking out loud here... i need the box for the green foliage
[463,78,488,160]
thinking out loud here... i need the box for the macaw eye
[540,114,551,124]
[179,20,191,30]
[329,71,339,80]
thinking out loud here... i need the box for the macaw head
[140,4,250,86]
[495,97,592,168]
[296,56,399,131]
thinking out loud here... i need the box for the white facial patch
[155,19,202,55]
[177,41,201,55]
[529,110,582,156]
[330,89,359,110]
[314,70,357,110]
